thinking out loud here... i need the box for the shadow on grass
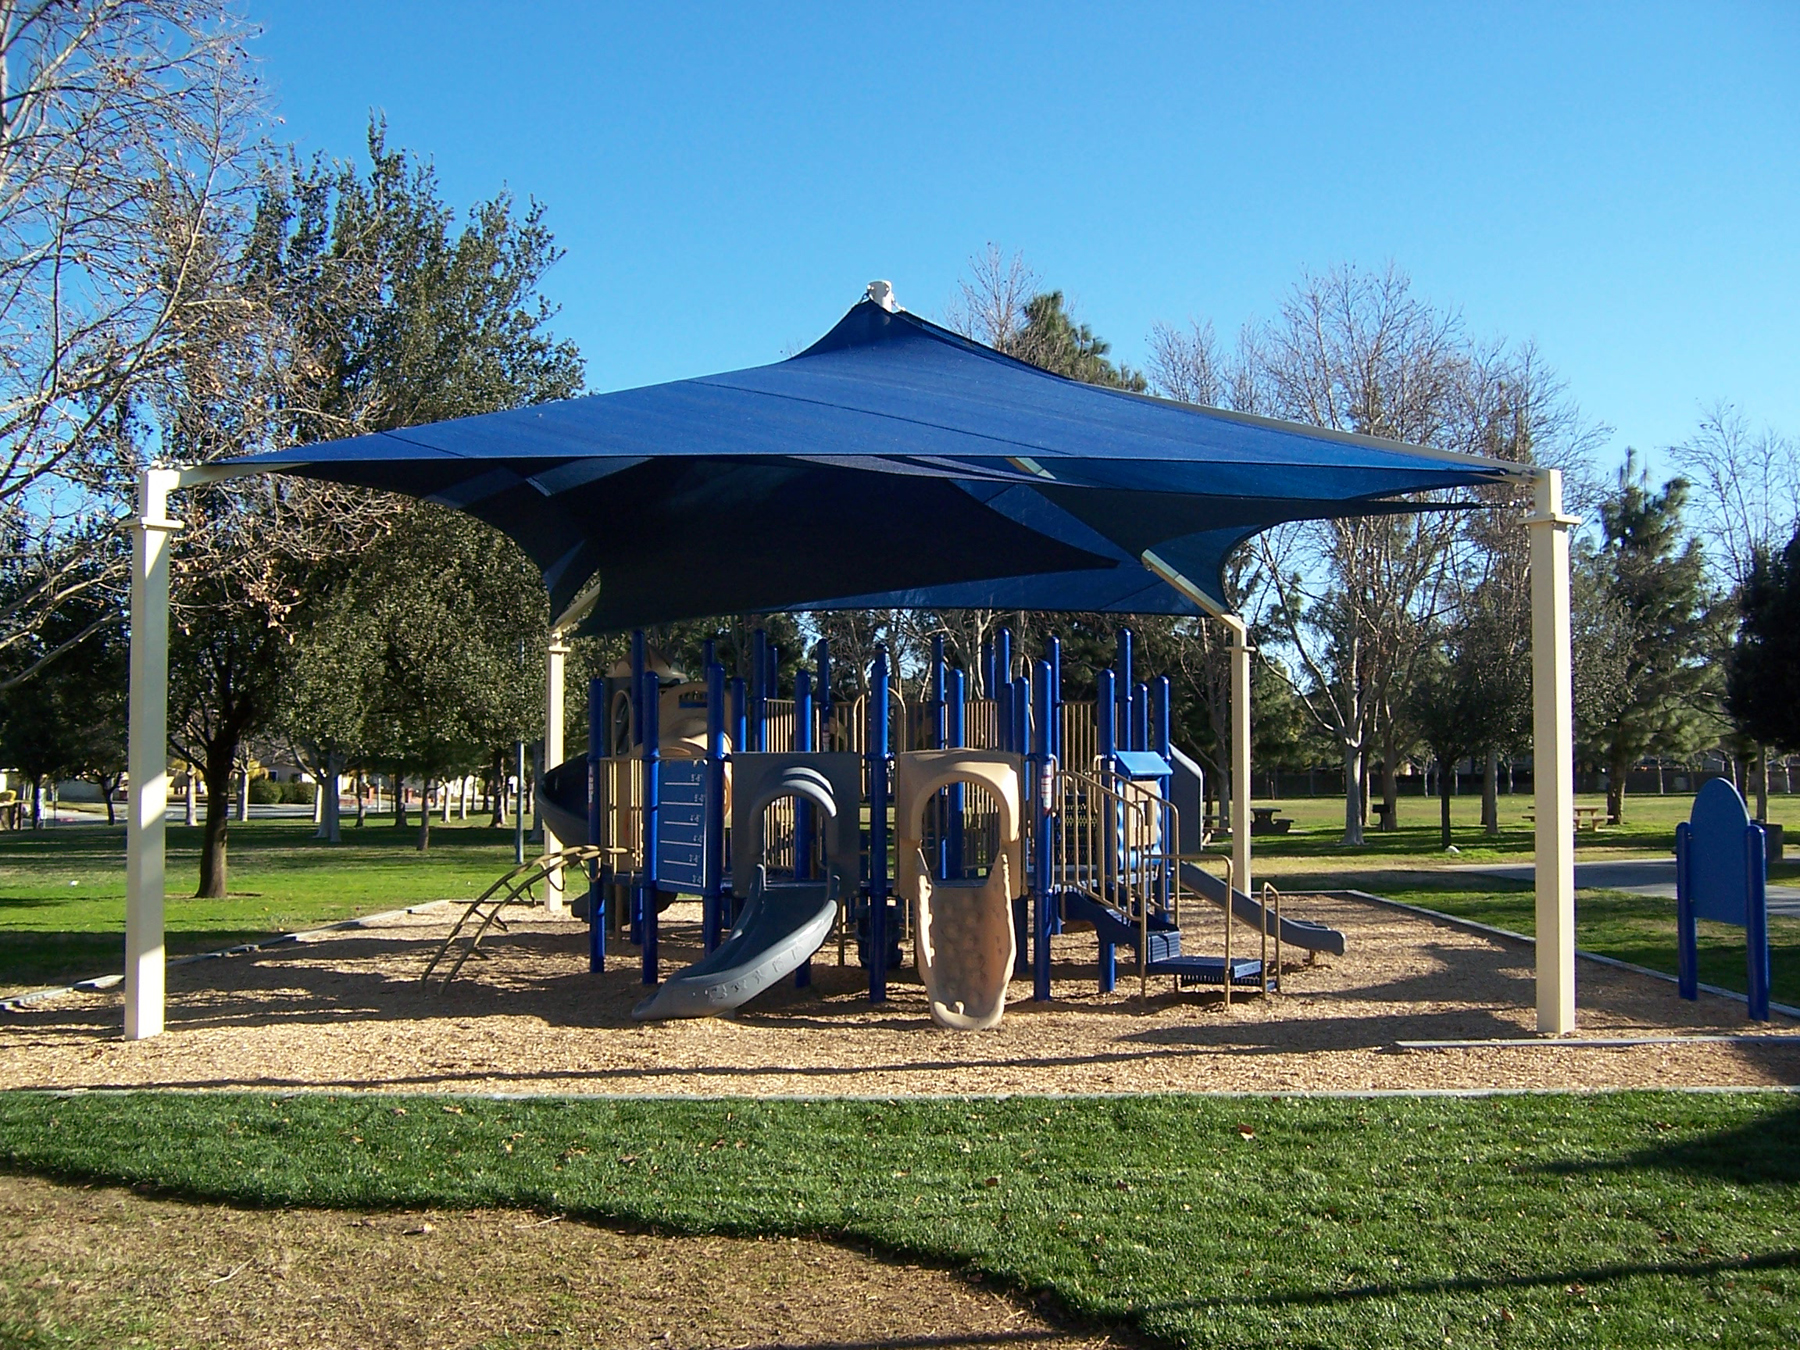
[1150,1247,1800,1316]
[1534,1097,1800,1186]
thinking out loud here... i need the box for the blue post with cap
[946,665,966,875]
[1033,658,1055,1000]
[1095,666,1117,993]
[868,647,892,1000]
[704,658,727,953]
[587,675,605,971]
[639,656,660,986]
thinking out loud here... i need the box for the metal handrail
[423,844,613,985]
[1049,764,1186,999]
[1262,881,1283,994]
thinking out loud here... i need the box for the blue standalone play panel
[1675,777,1772,1021]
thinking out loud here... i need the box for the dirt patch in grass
[3,893,1797,1095]
[0,1172,1135,1349]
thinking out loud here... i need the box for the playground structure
[120,292,1581,1045]
[524,624,1347,1028]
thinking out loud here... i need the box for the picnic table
[1250,805,1293,836]
[1523,805,1606,831]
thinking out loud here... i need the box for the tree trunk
[314,760,343,845]
[1439,767,1454,851]
[393,765,409,829]
[236,765,250,822]
[441,778,452,823]
[184,769,198,826]
[1483,748,1499,838]
[1341,744,1366,846]
[354,773,367,827]
[1757,747,1770,822]
[458,775,468,820]
[197,744,236,898]
[312,781,324,825]
[102,776,118,827]
[489,752,507,828]
[1605,748,1629,825]
[30,776,42,829]
[417,778,432,852]
[1380,724,1400,831]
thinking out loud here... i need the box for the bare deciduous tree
[0,1,262,682]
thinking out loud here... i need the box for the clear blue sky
[254,1,1797,473]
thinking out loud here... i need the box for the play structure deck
[477,626,1345,1030]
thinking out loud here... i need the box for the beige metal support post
[1224,614,1253,901]
[1528,468,1579,1034]
[541,631,570,914]
[124,468,182,1040]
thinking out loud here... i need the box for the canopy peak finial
[864,279,899,313]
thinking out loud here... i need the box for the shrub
[281,780,315,805]
[247,777,283,805]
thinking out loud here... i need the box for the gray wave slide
[631,865,840,1020]
[1177,860,1347,956]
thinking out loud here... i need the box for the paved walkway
[1451,859,1800,917]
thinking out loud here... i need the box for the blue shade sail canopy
[233,298,1533,630]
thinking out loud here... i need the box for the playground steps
[1060,892,1267,989]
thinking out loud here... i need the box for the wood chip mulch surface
[4,893,1797,1095]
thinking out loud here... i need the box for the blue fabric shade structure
[238,298,1532,630]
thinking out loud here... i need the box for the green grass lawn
[0,816,525,996]
[1243,790,1800,870]
[2,1090,1797,1347]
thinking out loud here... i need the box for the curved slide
[1178,860,1347,957]
[631,865,839,1019]
[913,850,1016,1031]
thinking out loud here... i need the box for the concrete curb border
[0,900,451,1014]
[1328,887,1800,1023]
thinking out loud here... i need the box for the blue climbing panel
[657,760,713,896]
[1675,778,1770,1020]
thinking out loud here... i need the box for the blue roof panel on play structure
[232,298,1534,631]
[1681,778,1761,926]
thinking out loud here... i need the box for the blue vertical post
[1012,670,1031,977]
[728,674,747,927]
[639,665,660,986]
[931,636,948,876]
[751,628,768,752]
[981,640,995,701]
[996,628,1013,742]
[1047,636,1063,935]
[793,669,815,988]
[946,666,966,875]
[704,660,727,953]
[1676,821,1697,1000]
[629,632,647,947]
[702,637,716,670]
[1153,675,1173,914]
[1033,659,1055,1001]
[1748,823,1771,1021]
[867,648,892,1000]
[1012,674,1029,761]
[730,677,748,763]
[587,676,606,971]
[1095,667,1117,993]
[1133,681,1151,756]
